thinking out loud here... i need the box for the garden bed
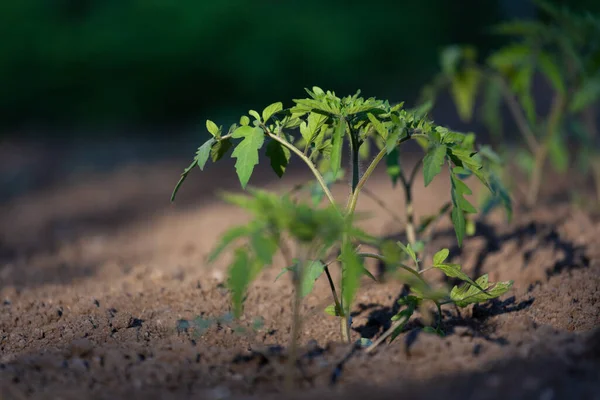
[0,155,598,400]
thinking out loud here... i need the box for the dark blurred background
[0,0,598,199]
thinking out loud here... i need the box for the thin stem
[266,131,338,210]
[365,312,410,354]
[357,252,423,281]
[492,73,539,154]
[285,250,307,392]
[347,147,387,215]
[361,186,405,225]
[324,265,342,317]
[347,133,422,215]
[527,93,565,206]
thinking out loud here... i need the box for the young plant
[420,0,600,207]
[171,87,513,354]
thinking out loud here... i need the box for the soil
[0,143,598,400]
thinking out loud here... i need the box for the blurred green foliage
[0,0,597,136]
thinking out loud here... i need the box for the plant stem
[364,311,410,354]
[347,147,387,215]
[526,93,565,206]
[266,131,338,210]
[527,146,548,207]
[492,73,539,154]
[285,252,306,392]
[324,265,343,318]
[357,252,423,281]
[338,130,362,344]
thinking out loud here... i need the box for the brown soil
[0,149,599,400]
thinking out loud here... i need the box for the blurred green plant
[171,88,513,377]
[420,0,600,207]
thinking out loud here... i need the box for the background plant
[171,88,513,362]
[420,0,600,207]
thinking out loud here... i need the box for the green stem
[339,129,361,343]
[266,132,338,210]
[357,252,423,282]
[489,72,539,154]
[285,252,306,392]
[526,93,565,206]
[347,147,387,215]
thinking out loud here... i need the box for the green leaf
[570,76,600,112]
[433,262,479,288]
[265,140,291,178]
[262,102,283,122]
[171,159,196,202]
[171,137,216,202]
[451,205,466,246]
[367,113,388,139]
[423,144,447,186]
[275,260,326,298]
[538,52,566,95]
[450,67,480,122]
[208,225,251,262]
[206,120,220,137]
[196,138,216,171]
[330,117,345,176]
[397,242,418,266]
[386,148,401,187]
[450,274,514,307]
[211,138,233,162]
[299,260,325,297]
[231,126,266,188]
[240,115,250,126]
[324,303,341,316]
[250,231,277,265]
[228,249,252,318]
[433,248,449,265]
[249,110,261,122]
[481,78,504,140]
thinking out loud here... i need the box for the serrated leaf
[206,120,220,137]
[228,249,252,318]
[196,138,216,171]
[231,126,265,188]
[368,113,388,139]
[451,205,466,246]
[262,102,283,122]
[250,231,277,265]
[433,248,449,265]
[171,159,196,202]
[330,117,345,176]
[423,144,447,186]
[433,262,480,288]
[265,140,291,178]
[450,274,513,307]
[211,138,233,162]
